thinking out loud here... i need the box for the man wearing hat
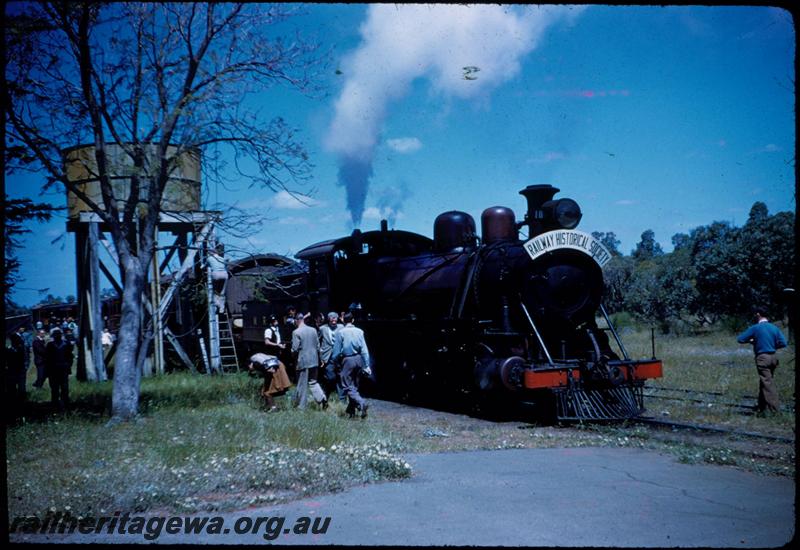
[264,315,285,354]
[291,313,328,410]
[45,329,73,412]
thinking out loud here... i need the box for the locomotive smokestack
[519,184,559,237]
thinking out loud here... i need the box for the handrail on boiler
[599,303,630,361]
[518,297,554,366]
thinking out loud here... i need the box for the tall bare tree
[4,2,321,420]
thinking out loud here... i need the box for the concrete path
[11,447,795,546]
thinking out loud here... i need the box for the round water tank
[481,206,517,244]
[433,211,476,253]
[63,143,201,219]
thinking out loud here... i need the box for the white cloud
[271,190,322,210]
[325,4,586,161]
[615,199,637,206]
[386,137,423,154]
[362,206,406,221]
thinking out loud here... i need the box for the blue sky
[6,5,795,306]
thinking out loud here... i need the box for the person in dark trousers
[319,312,345,401]
[737,308,788,414]
[6,325,30,402]
[332,311,372,419]
[45,329,74,412]
[281,306,297,380]
[32,329,48,388]
[282,306,297,339]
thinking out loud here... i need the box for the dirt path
[366,397,795,475]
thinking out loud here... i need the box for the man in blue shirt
[737,308,788,414]
[332,312,372,419]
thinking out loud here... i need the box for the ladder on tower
[217,307,240,372]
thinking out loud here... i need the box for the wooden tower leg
[75,225,89,382]
[88,222,107,381]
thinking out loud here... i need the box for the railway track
[632,416,795,444]
[643,385,795,413]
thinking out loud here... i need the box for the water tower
[64,143,226,380]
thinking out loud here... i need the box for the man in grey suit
[319,311,345,401]
[291,313,328,410]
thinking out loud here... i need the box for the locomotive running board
[555,385,644,421]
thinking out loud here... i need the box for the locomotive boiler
[295,185,662,420]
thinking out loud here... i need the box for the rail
[633,417,795,444]
[644,385,795,412]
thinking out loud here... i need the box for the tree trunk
[111,258,146,421]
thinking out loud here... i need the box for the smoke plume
[326,4,584,227]
[376,181,412,228]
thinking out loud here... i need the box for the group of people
[6,323,76,412]
[5,318,118,414]
[4,304,789,420]
[249,305,372,419]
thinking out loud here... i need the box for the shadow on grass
[361,377,561,426]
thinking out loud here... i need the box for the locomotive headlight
[553,198,582,229]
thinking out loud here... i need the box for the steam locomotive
[292,185,662,421]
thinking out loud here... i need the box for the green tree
[631,229,664,261]
[621,252,695,331]
[591,230,622,257]
[601,255,633,313]
[42,294,65,305]
[689,221,747,323]
[3,195,57,305]
[737,204,794,317]
[671,232,691,251]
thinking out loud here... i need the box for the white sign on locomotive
[524,230,612,268]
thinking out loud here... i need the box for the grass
[7,371,410,518]
[615,323,795,436]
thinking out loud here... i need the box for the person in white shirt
[101,327,114,354]
[263,315,285,356]
[207,243,228,312]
